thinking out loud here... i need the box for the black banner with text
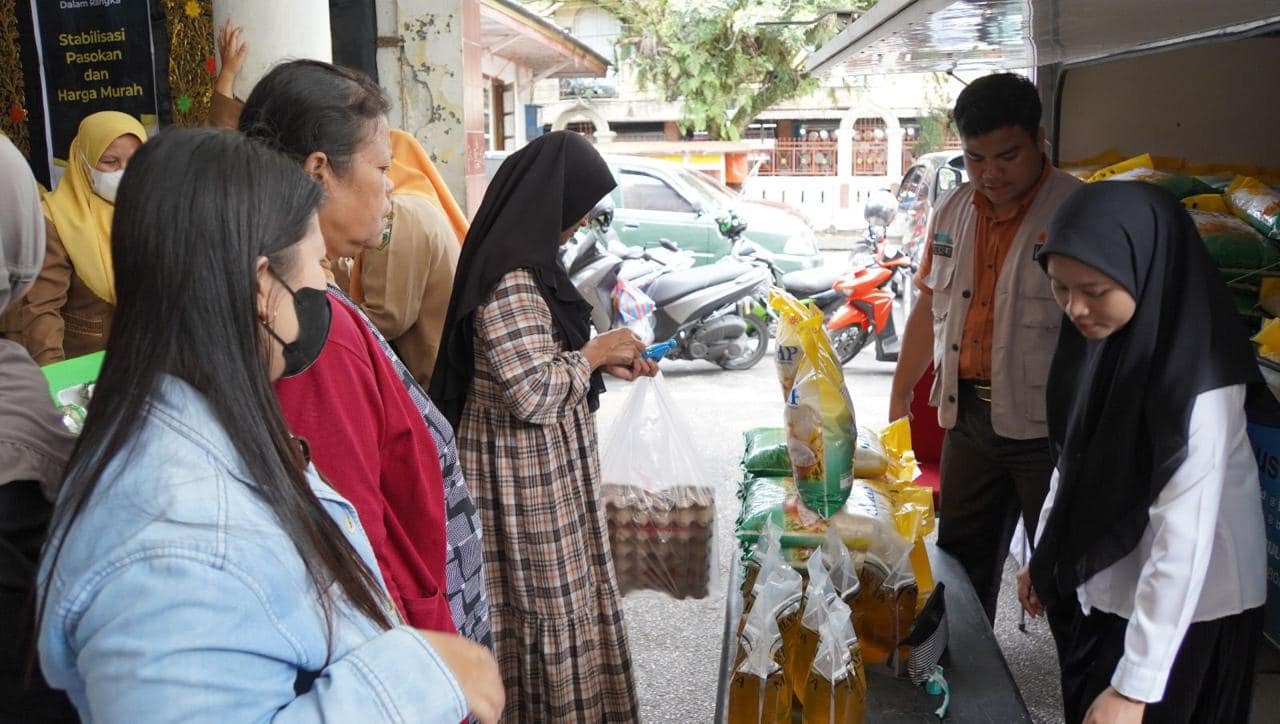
[33,0,158,164]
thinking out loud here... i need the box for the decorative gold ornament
[161,0,214,127]
[0,0,30,155]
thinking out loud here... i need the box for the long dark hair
[237,58,390,173]
[40,128,393,637]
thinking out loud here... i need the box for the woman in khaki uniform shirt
[20,111,146,364]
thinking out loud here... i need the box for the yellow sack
[770,288,820,400]
[1183,194,1230,214]
[1254,317,1280,364]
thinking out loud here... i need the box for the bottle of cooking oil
[728,617,791,724]
[742,519,785,619]
[852,554,919,665]
[801,598,866,724]
[787,548,836,700]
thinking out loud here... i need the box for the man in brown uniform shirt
[889,75,1082,649]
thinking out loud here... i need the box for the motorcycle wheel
[831,326,867,365]
[718,314,770,371]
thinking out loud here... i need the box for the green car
[485,150,823,272]
[604,154,822,272]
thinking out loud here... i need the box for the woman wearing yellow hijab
[22,111,146,364]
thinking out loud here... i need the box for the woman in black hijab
[1017,182,1266,724]
[431,131,655,723]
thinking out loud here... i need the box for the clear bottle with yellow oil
[787,548,837,700]
[850,554,919,665]
[801,597,867,724]
[728,617,791,724]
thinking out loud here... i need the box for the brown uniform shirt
[20,220,114,364]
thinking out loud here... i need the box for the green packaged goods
[744,426,891,480]
[1099,167,1217,199]
[742,428,791,476]
[1189,209,1279,270]
[1226,176,1280,241]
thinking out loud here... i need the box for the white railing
[740,175,893,232]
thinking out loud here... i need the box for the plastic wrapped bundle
[800,597,867,724]
[1226,176,1280,241]
[600,374,716,599]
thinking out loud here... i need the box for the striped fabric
[329,286,492,649]
[460,270,639,722]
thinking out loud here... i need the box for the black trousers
[1061,606,1263,724]
[936,382,1054,621]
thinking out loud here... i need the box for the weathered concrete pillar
[377,0,482,216]
[212,0,332,101]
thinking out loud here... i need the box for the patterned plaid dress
[460,270,639,722]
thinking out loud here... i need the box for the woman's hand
[215,20,249,98]
[1084,687,1145,724]
[1016,565,1044,618]
[581,328,644,370]
[603,357,660,380]
[416,630,504,724]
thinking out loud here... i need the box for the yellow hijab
[41,111,148,304]
[388,129,468,243]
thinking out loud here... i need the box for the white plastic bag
[600,373,717,599]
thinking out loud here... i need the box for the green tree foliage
[594,0,873,140]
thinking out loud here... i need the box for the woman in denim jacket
[35,129,502,723]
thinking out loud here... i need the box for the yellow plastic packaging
[1253,317,1280,364]
[1183,194,1230,214]
[785,314,857,518]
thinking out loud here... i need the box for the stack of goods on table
[727,291,945,723]
[1064,151,1280,337]
[600,372,717,600]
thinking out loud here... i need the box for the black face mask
[262,272,332,378]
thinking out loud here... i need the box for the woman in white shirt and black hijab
[1017,180,1268,724]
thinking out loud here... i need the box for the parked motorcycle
[826,258,902,364]
[823,191,905,364]
[563,201,772,370]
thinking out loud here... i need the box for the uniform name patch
[932,232,954,258]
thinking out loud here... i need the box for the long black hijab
[430,131,617,428]
[1029,181,1260,607]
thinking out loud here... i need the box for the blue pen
[642,340,677,361]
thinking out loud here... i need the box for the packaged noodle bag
[785,314,856,517]
[801,597,867,724]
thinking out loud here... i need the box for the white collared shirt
[1035,383,1267,703]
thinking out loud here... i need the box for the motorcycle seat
[646,263,750,305]
[781,266,843,297]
